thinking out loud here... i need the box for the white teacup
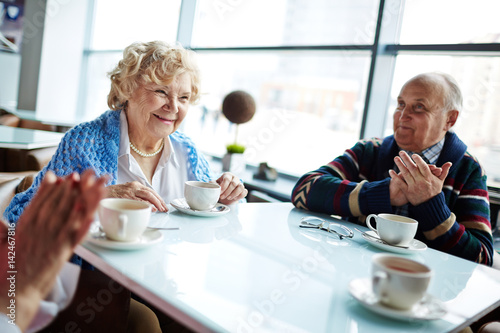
[366,213,418,246]
[184,181,221,211]
[98,198,151,242]
[372,254,432,310]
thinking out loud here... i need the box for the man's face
[393,79,456,153]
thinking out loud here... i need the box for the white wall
[35,0,88,120]
[0,52,21,109]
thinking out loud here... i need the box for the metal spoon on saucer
[354,228,409,249]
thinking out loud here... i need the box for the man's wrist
[409,193,450,227]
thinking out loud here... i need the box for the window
[91,0,181,50]
[191,0,380,47]
[184,0,380,176]
[79,0,500,187]
[399,0,500,44]
[80,0,182,119]
[183,51,370,175]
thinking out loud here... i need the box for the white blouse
[117,111,191,205]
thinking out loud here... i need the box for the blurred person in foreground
[0,170,106,332]
[292,72,493,265]
[4,40,247,227]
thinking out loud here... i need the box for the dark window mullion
[385,43,500,54]
[190,45,373,52]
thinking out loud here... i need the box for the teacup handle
[366,214,378,233]
[118,214,127,239]
[372,271,389,303]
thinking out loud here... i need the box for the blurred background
[1,0,499,185]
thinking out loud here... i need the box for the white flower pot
[222,153,246,176]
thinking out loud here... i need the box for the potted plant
[221,91,256,175]
[222,142,246,174]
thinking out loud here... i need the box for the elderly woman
[4,41,247,223]
[4,40,247,332]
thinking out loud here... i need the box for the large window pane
[192,0,380,47]
[83,0,182,118]
[400,0,500,44]
[81,52,123,119]
[182,51,370,176]
[91,0,181,50]
[384,55,500,185]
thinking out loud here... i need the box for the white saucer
[362,230,427,254]
[85,229,163,250]
[170,198,230,217]
[349,278,446,321]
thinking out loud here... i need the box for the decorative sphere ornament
[222,90,256,124]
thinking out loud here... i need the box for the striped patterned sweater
[292,132,493,266]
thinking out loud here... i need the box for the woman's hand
[105,181,168,212]
[215,172,248,205]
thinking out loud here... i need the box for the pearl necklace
[129,139,164,157]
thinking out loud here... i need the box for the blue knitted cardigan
[4,110,214,224]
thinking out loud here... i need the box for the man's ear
[445,110,459,130]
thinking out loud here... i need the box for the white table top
[10,109,88,128]
[76,202,500,333]
[0,125,64,149]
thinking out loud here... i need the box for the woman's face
[126,73,192,142]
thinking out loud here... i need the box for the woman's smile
[153,113,175,125]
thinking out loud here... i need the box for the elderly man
[292,72,493,266]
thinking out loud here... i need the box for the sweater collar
[382,131,466,169]
[436,132,467,169]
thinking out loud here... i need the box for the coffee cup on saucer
[184,181,221,211]
[98,198,151,242]
[372,254,432,310]
[366,213,418,246]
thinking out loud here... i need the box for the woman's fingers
[216,173,233,199]
[135,188,167,212]
[217,173,239,199]
[216,172,248,204]
[105,182,167,212]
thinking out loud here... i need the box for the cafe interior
[1,0,500,332]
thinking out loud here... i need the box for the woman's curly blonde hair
[107,41,201,110]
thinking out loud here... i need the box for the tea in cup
[366,213,418,246]
[98,198,151,242]
[372,254,432,310]
[184,181,221,211]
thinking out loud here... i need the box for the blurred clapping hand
[0,170,108,332]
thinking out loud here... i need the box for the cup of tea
[184,181,221,211]
[366,213,418,246]
[98,198,151,242]
[372,254,432,310]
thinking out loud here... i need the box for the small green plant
[225,123,246,154]
[226,143,245,154]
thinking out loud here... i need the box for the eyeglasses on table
[299,216,354,240]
